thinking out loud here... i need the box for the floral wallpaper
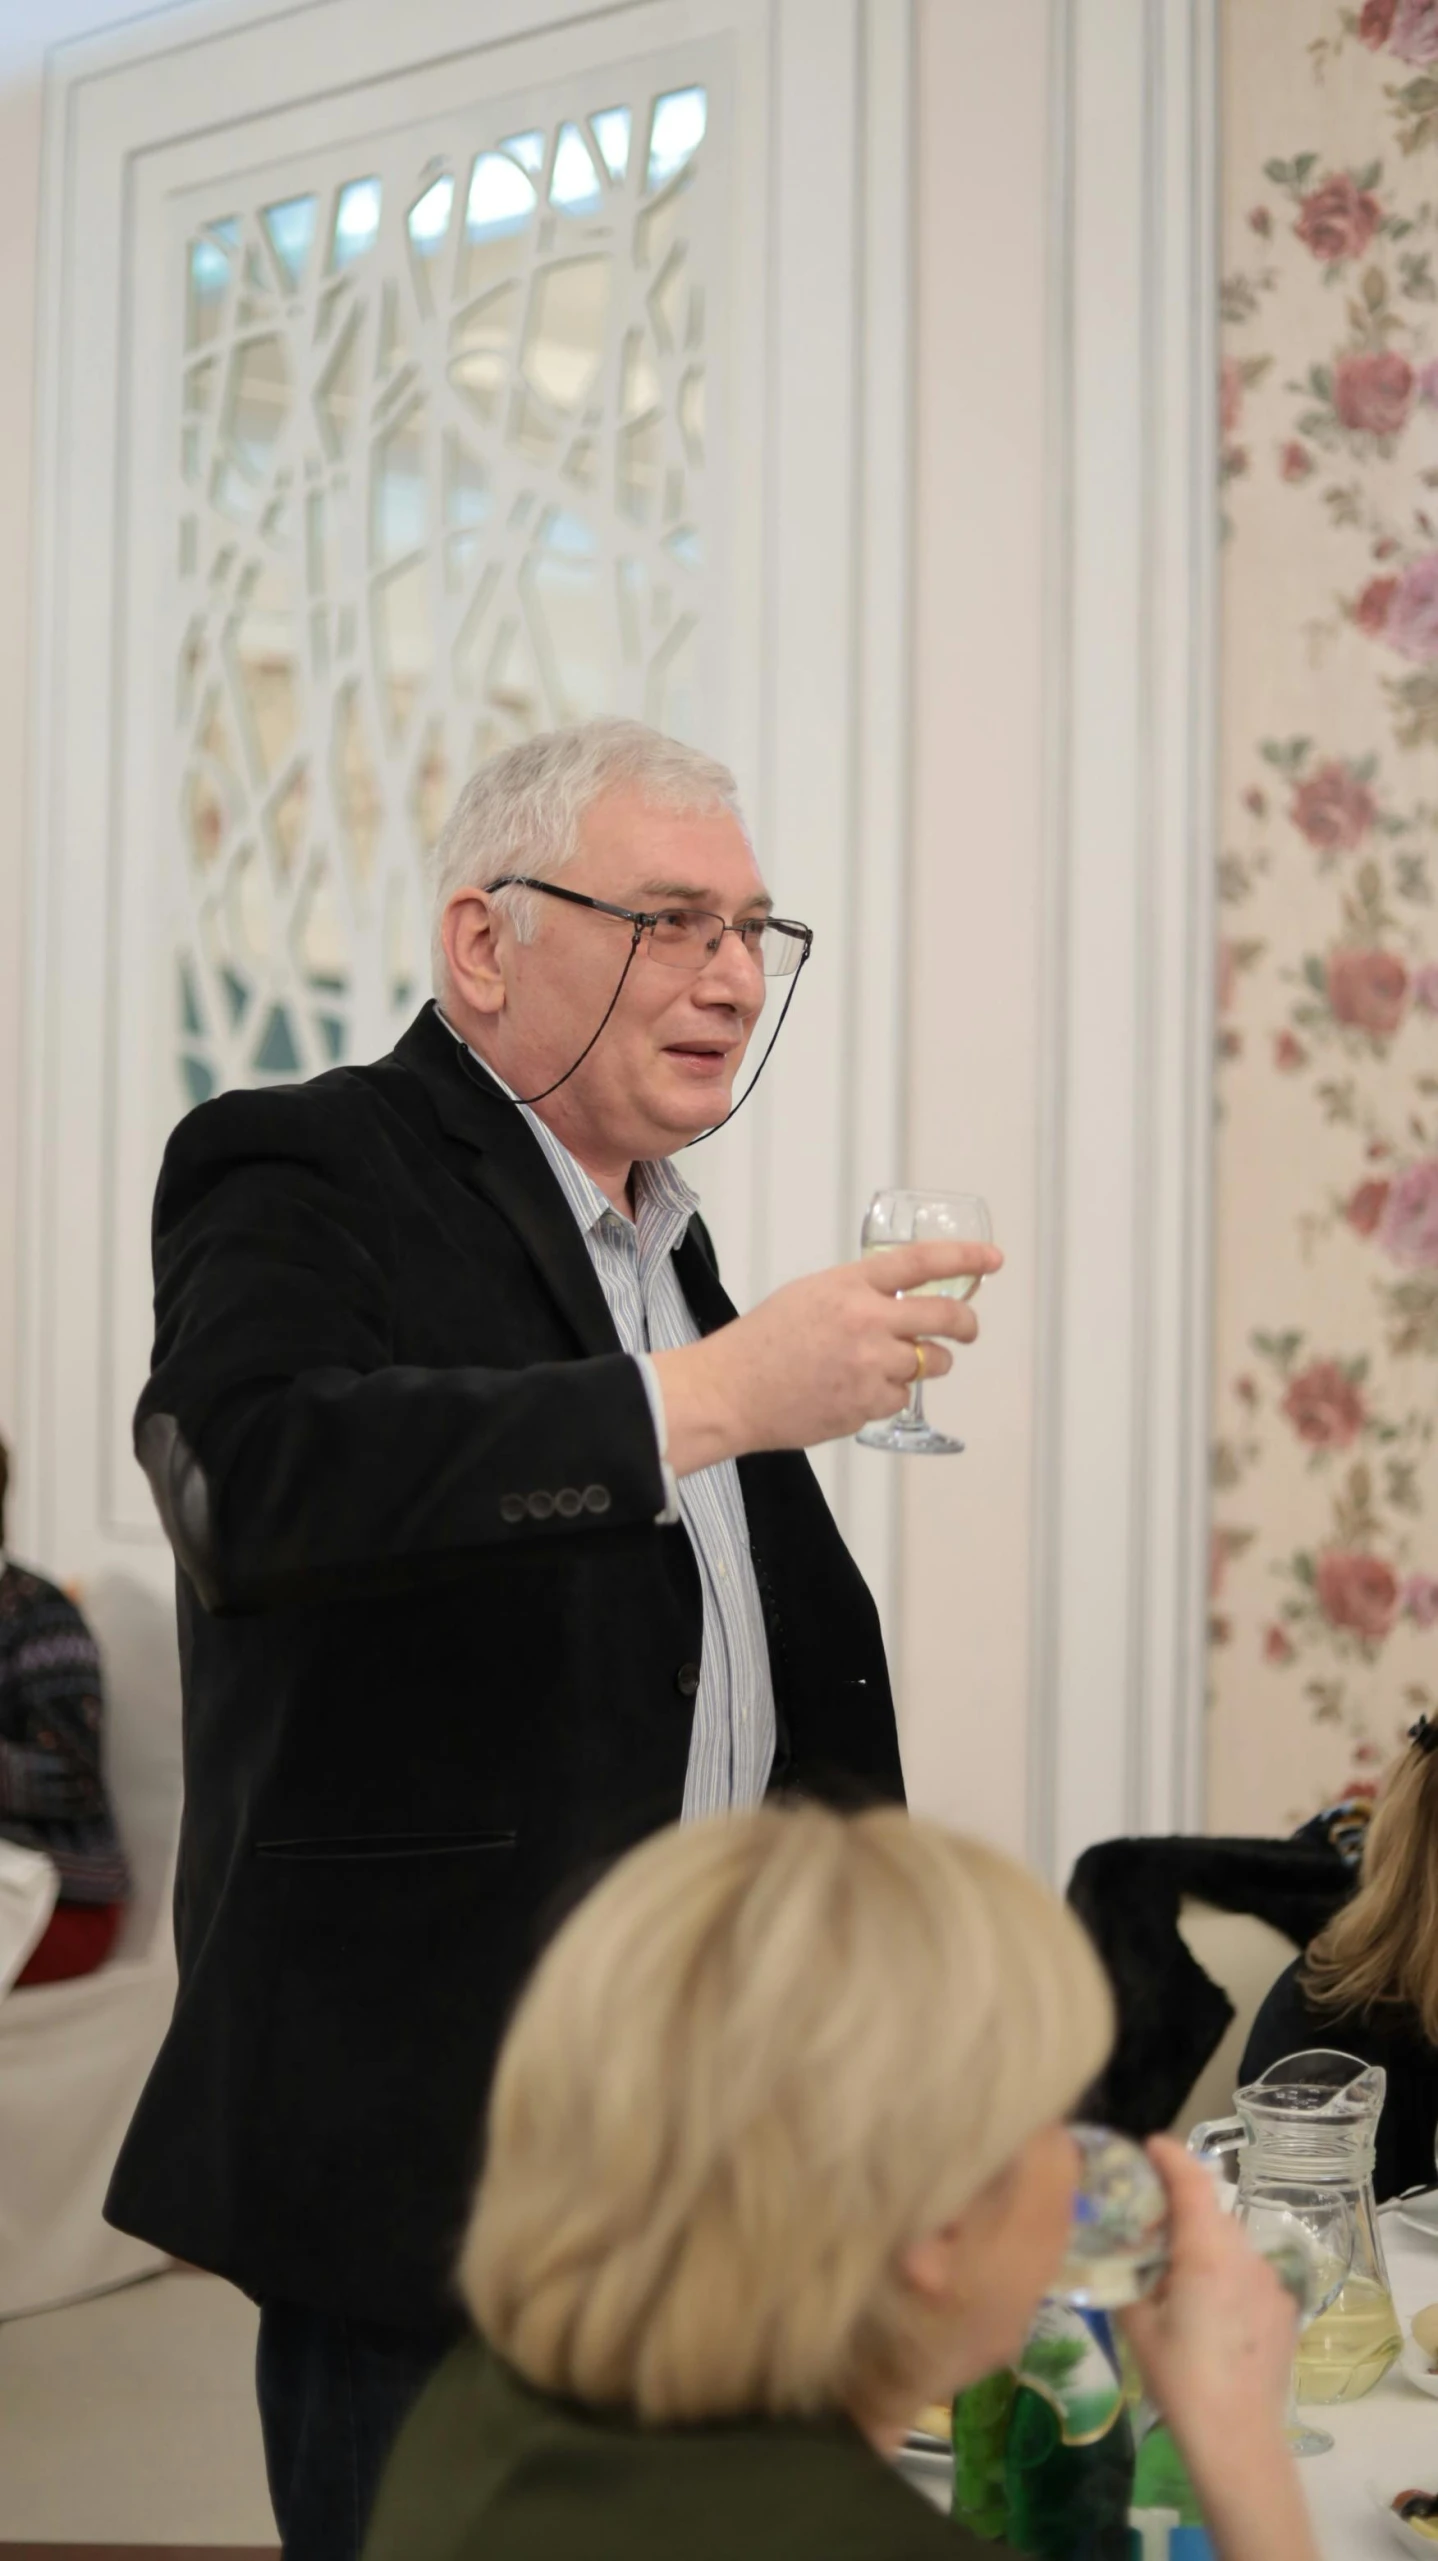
[1210,0,1438,1831]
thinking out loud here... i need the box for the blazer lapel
[391,1007,621,1360]
[671,1219,739,1339]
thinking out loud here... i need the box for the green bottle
[951,2367,1017,2539]
[954,2303,1134,2560]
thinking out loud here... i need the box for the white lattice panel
[170,80,717,1100]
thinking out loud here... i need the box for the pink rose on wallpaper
[1289,762,1378,851]
[1346,1176,1392,1236]
[1281,1360,1368,1450]
[1403,1573,1438,1628]
[1354,575,1399,636]
[1280,441,1314,482]
[1220,360,1245,437]
[1274,1030,1309,1071]
[1316,1550,1400,1641]
[1378,1157,1438,1265]
[1327,947,1410,1034]
[1295,174,1382,264]
[1420,361,1438,406]
[1264,1625,1295,1665]
[1393,0,1438,62]
[1382,554,1438,658]
[1334,351,1415,437]
[1415,963,1438,1012]
[1361,0,1398,34]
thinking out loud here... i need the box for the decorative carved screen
[170,79,714,1104]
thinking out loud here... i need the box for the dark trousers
[256,2299,456,2561]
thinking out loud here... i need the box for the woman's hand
[1118,2137,1317,2561]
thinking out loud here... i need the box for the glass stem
[905,1376,925,1430]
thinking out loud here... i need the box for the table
[1303,2208,1438,2557]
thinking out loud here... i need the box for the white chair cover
[0,1839,60,1996]
[0,1571,184,2318]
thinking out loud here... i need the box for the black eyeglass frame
[488,874,814,977]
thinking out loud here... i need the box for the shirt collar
[432,1005,698,1245]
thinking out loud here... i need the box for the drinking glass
[855,1189,992,1457]
[1240,2188,1353,2457]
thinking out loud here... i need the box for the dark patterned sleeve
[0,1592,109,1823]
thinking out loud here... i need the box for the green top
[363,2335,1006,2561]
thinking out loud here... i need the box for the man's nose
[694,929,766,1010]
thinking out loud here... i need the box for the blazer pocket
[254,1829,518,1862]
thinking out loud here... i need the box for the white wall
[0,2,193,1525]
[3,0,1208,1871]
[896,0,1048,1852]
[0,76,43,1495]
[0,0,1048,1848]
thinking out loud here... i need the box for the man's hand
[652,1238,1003,1474]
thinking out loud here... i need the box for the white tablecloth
[1305,2209,1438,2556]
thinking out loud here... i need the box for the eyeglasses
[489,876,813,979]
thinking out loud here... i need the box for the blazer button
[676,1662,700,1698]
[499,1494,525,1524]
[555,1488,583,1519]
[528,1491,555,1520]
[582,1485,611,1514]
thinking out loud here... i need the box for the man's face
[462,788,773,1166]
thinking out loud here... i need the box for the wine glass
[855,1189,992,1457]
[1238,2186,1353,2457]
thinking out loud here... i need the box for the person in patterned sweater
[0,1435,129,1985]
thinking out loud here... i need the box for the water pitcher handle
[1187,2115,1245,2180]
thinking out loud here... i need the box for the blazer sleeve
[133,1086,668,1615]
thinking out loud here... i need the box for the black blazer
[105,1005,901,2328]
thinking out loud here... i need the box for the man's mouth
[663,1040,737,1073]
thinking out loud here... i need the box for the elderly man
[106,719,998,2561]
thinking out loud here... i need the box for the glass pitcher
[1191,2048,1400,2405]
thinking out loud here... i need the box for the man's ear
[443,888,507,1018]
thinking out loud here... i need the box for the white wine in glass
[856,1188,992,1456]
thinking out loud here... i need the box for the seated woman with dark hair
[0,1435,130,1985]
[1243,1717,1438,2200]
[365,1803,1315,2561]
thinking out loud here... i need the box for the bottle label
[1016,2302,1124,2447]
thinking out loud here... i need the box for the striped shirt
[440,1022,776,1817]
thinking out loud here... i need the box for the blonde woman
[1244,1715,1438,2198]
[365,1806,1315,2561]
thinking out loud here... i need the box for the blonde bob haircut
[461,1802,1112,2427]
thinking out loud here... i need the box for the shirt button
[582,1485,611,1515]
[499,1495,525,1525]
[675,1662,700,1698]
[527,1491,555,1520]
[555,1488,582,1519]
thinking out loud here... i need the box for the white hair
[430,718,749,993]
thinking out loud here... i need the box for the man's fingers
[884,1339,954,1383]
[889,1300,980,1345]
[860,1239,1003,1293]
